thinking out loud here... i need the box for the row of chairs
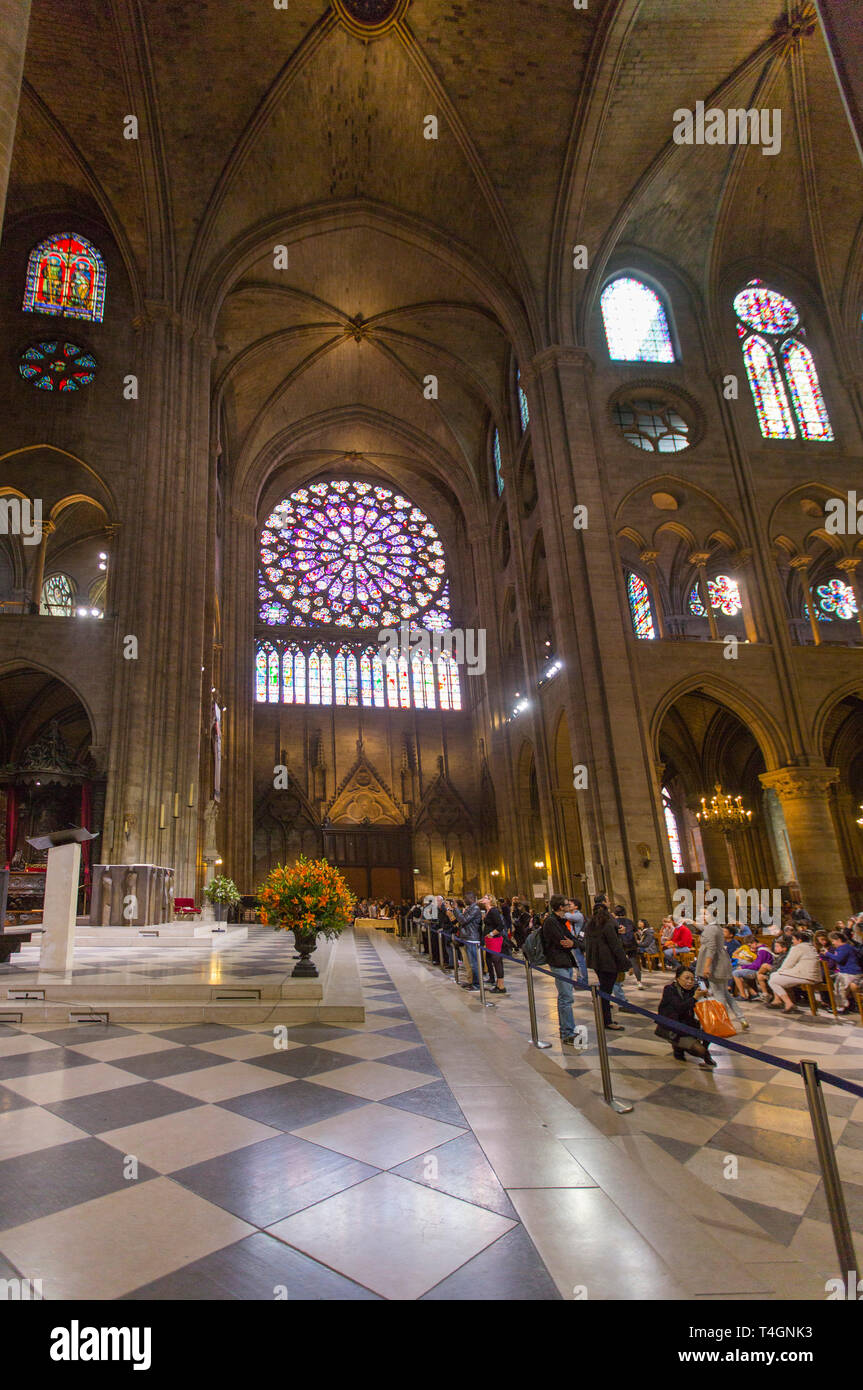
[642,945,863,1024]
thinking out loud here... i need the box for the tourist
[584,893,629,1031]
[615,904,644,990]
[696,915,749,1030]
[766,927,822,1013]
[822,930,863,1011]
[663,916,693,966]
[452,892,484,992]
[511,898,531,950]
[541,893,579,1044]
[732,938,773,999]
[564,898,588,987]
[656,965,716,1068]
[482,903,507,993]
[636,918,657,965]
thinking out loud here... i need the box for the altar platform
[0,926,365,1026]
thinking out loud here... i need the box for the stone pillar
[521,346,671,922]
[101,306,213,896]
[690,553,718,639]
[759,765,851,925]
[836,556,863,643]
[732,549,759,645]
[29,518,54,610]
[694,819,735,893]
[0,0,30,241]
[791,555,821,645]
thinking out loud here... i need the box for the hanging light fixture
[856,804,863,827]
[696,782,753,828]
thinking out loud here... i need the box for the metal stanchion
[801,1059,857,1276]
[523,958,552,1048]
[476,947,494,1008]
[591,984,633,1113]
[452,942,460,986]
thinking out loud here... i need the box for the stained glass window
[259,479,451,630]
[386,655,399,707]
[517,368,530,431]
[254,638,464,711]
[411,654,425,708]
[812,577,858,621]
[372,653,385,707]
[335,651,347,704]
[255,646,269,702]
[23,234,107,322]
[347,653,359,706]
[601,277,675,362]
[662,788,684,873]
[688,575,743,617]
[626,571,656,639]
[19,341,97,392]
[493,429,504,496]
[40,574,75,616]
[734,280,832,441]
[613,397,689,452]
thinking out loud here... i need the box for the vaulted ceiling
[6,0,862,509]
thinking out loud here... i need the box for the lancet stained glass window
[493,429,504,496]
[733,280,833,441]
[601,277,675,362]
[40,573,75,616]
[662,788,684,873]
[259,479,451,630]
[255,639,463,711]
[23,234,106,322]
[626,571,656,639]
[517,368,530,431]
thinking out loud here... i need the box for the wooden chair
[643,949,664,972]
[856,991,863,1027]
[797,961,839,1020]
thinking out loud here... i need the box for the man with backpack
[585,893,630,1031]
[539,893,579,1045]
[564,899,588,987]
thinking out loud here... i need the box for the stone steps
[0,997,364,1025]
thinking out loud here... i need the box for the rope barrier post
[591,984,633,1114]
[438,928,449,978]
[476,946,494,1008]
[523,958,552,1048]
[801,1058,857,1277]
[452,940,460,986]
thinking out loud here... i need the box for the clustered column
[759,765,851,926]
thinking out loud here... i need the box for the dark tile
[0,1250,23,1280]
[30,1025,135,1045]
[838,1120,863,1151]
[0,1083,34,1114]
[756,1083,857,1117]
[373,1045,441,1078]
[383,1080,467,1129]
[363,1005,413,1021]
[121,1231,380,1300]
[649,1085,744,1122]
[111,1047,229,1080]
[284,1025,362,1046]
[247,1046,368,1081]
[220,1080,369,1132]
[719,1195,804,1247]
[44,1082,203,1134]
[422,1225,560,1301]
[707,1121,822,1176]
[0,1049,94,1081]
[392,1132,516,1218]
[173,1132,378,1226]
[647,1132,703,1166]
[0,1139,158,1228]
[153,1025,253,1044]
[804,1176,863,1231]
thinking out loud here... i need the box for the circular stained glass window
[333,0,407,34]
[613,397,690,453]
[259,479,451,630]
[19,341,97,392]
[733,280,799,335]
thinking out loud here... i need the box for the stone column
[689,553,718,639]
[639,550,665,638]
[791,555,821,645]
[732,549,759,645]
[521,346,671,922]
[101,305,213,897]
[836,556,863,643]
[0,0,30,241]
[759,765,851,924]
[694,818,735,893]
[29,518,54,610]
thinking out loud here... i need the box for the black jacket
[584,907,630,974]
[482,907,505,940]
[541,911,577,969]
[617,916,638,951]
[658,981,698,1034]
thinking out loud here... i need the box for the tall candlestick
[159,804,165,829]
[173,793,179,818]
[188,782,195,807]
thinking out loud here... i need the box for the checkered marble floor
[420,948,863,1266]
[0,933,559,1301]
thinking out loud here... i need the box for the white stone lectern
[27,829,98,973]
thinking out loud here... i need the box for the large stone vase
[291,926,320,977]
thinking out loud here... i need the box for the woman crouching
[656,965,717,1069]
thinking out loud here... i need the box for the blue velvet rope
[409,918,863,1100]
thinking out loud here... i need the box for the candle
[188,782,195,807]
[173,793,179,818]
[159,804,165,829]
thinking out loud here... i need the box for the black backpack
[523,925,547,967]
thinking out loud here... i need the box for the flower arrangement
[257,856,354,939]
[203,875,241,905]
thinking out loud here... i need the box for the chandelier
[696,783,753,828]
[856,804,863,827]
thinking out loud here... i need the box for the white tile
[2,1063,145,1105]
[293,1102,464,1168]
[0,1107,88,1161]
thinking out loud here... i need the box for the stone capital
[759,765,839,800]
[639,550,659,565]
[836,556,860,575]
[789,553,812,571]
[530,345,595,378]
[688,552,711,568]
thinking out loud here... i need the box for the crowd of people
[353,898,402,920]
[404,888,863,1069]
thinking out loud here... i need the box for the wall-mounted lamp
[636,842,651,869]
